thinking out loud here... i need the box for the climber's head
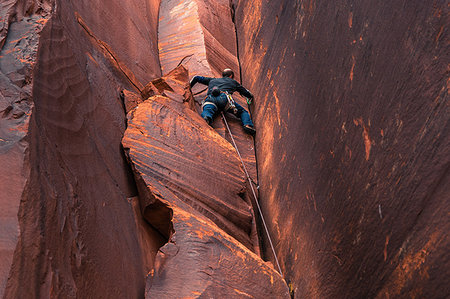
[222,68,234,79]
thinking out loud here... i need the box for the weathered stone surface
[122,66,289,298]
[5,0,445,297]
[69,0,162,84]
[147,206,288,298]
[158,0,239,78]
[123,88,144,114]
[159,0,258,189]
[0,1,53,296]
[4,0,163,298]
[125,66,255,249]
[233,0,449,298]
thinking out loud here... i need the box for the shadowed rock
[0,1,53,296]
[3,0,163,297]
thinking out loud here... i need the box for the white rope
[220,112,284,278]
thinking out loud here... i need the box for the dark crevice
[229,2,242,85]
[119,90,128,128]
[229,0,266,257]
[229,1,260,188]
[120,77,172,243]
[122,146,173,244]
[120,85,171,250]
[230,2,289,291]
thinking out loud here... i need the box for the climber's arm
[190,76,212,88]
[236,85,254,101]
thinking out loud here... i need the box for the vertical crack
[229,3,291,295]
[229,1,260,185]
[229,0,261,219]
[229,1,243,84]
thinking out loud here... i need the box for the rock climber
[190,68,256,135]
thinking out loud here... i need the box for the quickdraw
[224,92,238,114]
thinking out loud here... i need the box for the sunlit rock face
[3,0,447,297]
[3,0,287,297]
[3,0,162,298]
[158,0,257,185]
[123,0,289,295]
[122,66,288,298]
[158,0,239,78]
[233,0,449,298]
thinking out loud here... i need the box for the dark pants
[201,94,253,127]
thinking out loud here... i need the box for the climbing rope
[220,111,284,278]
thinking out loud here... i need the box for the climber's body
[190,69,256,135]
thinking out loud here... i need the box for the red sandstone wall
[0,1,53,296]
[3,0,162,297]
[233,0,449,298]
[3,0,448,297]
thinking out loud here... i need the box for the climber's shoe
[243,125,256,136]
[203,116,212,126]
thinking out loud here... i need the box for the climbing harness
[224,92,238,114]
[220,111,284,278]
[200,92,237,115]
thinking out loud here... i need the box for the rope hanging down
[220,112,284,278]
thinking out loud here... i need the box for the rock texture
[3,0,163,298]
[158,0,239,78]
[122,66,288,298]
[233,0,449,298]
[159,0,258,183]
[0,1,53,296]
[3,0,448,298]
[3,0,288,297]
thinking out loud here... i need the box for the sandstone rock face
[233,0,449,298]
[0,1,53,296]
[159,0,258,184]
[122,66,288,298]
[3,0,163,298]
[4,0,447,297]
[158,0,239,78]
[4,0,288,297]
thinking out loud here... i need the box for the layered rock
[122,66,288,298]
[4,0,163,297]
[159,0,258,185]
[3,0,288,297]
[124,0,289,295]
[158,0,239,78]
[4,0,446,297]
[233,0,449,297]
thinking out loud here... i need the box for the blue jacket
[190,76,254,99]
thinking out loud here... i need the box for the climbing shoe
[243,125,256,136]
[203,116,212,126]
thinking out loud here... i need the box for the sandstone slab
[122,66,289,298]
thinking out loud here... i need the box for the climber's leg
[234,102,253,127]
[201,101,217,125]
[234,102,256,135]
